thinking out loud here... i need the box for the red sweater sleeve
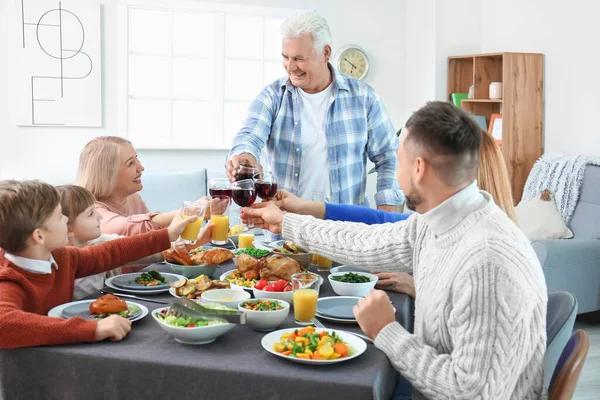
[61,229,171,279]
[0,282,97,349]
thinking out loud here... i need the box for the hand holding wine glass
[254,171,278,201]
[231,179,257,229]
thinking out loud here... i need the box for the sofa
[532,165,600,314]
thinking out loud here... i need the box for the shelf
[461,99,503,103]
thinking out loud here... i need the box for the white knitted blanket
[521,153,600,225]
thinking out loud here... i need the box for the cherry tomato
[283,284,293,292]
[263,284,275,292]
[272,279,288,292]
[186,323,196,328]
[255,279,268,290]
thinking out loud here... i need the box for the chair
[544,292,578,386]
[139,169,207,212]
[548,329,590,399]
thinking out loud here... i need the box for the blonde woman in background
[78,136,210,238]
[478,130,517,224]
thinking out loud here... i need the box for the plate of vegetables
[261,326,367,365]
[220,269,258,291]
[111,271,183,290]
[106,271,186,294]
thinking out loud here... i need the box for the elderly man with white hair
[226,12,403,211]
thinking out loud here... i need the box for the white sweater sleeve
[374,261,545,399]
[281,213,418,272]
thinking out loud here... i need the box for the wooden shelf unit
[447,52,544,203]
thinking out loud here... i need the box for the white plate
[315,296,397,323]
[261,328,367,365]
[219,269,255,292]
[47,299,149,322]
[268,240,286,249]
[315,312,358,324]
[105,273,186,295]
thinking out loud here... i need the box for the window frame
[117,0,307,150]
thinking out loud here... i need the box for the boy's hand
[181,221,214,250]
[167,211,198,242]
[95,315,132,342]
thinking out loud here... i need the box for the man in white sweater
[242,101,547,399]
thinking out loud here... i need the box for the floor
[572,312,600,399]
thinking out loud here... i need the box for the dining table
[0,257,414,400]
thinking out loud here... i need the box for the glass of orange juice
[238,232,254,248]
[311,254,333,272]
[292,272,322,325]
[209,196,230,245]
[180,201,207,245]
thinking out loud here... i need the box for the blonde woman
[478,131,517,223]
[77,136,209,237]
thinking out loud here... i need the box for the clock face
[338,48,368,80]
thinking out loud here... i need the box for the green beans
[331,272,371,283]
[235,248,271,258]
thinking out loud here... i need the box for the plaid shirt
[228,65,404,207]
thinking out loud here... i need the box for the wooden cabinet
[447,52,544,203]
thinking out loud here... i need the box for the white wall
[403,0,481,117]
[480,0,600,156]
[0,0,407,207]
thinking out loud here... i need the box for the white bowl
[328,272,378,297]
[152,306,235,345]
[237,298,290,332]
[252,286,294,304]
[201,288,250,309]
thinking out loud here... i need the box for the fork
[312,317,374,344]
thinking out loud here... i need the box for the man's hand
[353,289,396,340]
[226,153,261,182]
[95,315,132,342]
[273,189,308,213]
[374,272,415,298]
[377,204,402,213]
[240,202,284,234]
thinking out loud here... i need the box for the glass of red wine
[209,178,233,200]
[231,179,257,228]
[236,163,259,181]
[253,172,278,201]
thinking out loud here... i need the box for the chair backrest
[549,329,590,400]
[570,165,600,239]
[139,169,207,212]
[544,292,578,386]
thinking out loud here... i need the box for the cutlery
[312,317,373,344]
[173,298,246,324]
[100,290,169,305]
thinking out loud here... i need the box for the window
[118,0,305,149]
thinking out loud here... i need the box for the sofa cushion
[139,169,207,212]
[569,165,600,239]
[516,190,573,240]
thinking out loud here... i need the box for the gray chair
[532,165,600,314]
[544,291,578,387]
[139,169,207,212]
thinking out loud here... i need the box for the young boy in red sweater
[0,180,204,348]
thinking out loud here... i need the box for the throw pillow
[516,189,574,240]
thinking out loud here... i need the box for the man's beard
[404,186,423,212]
